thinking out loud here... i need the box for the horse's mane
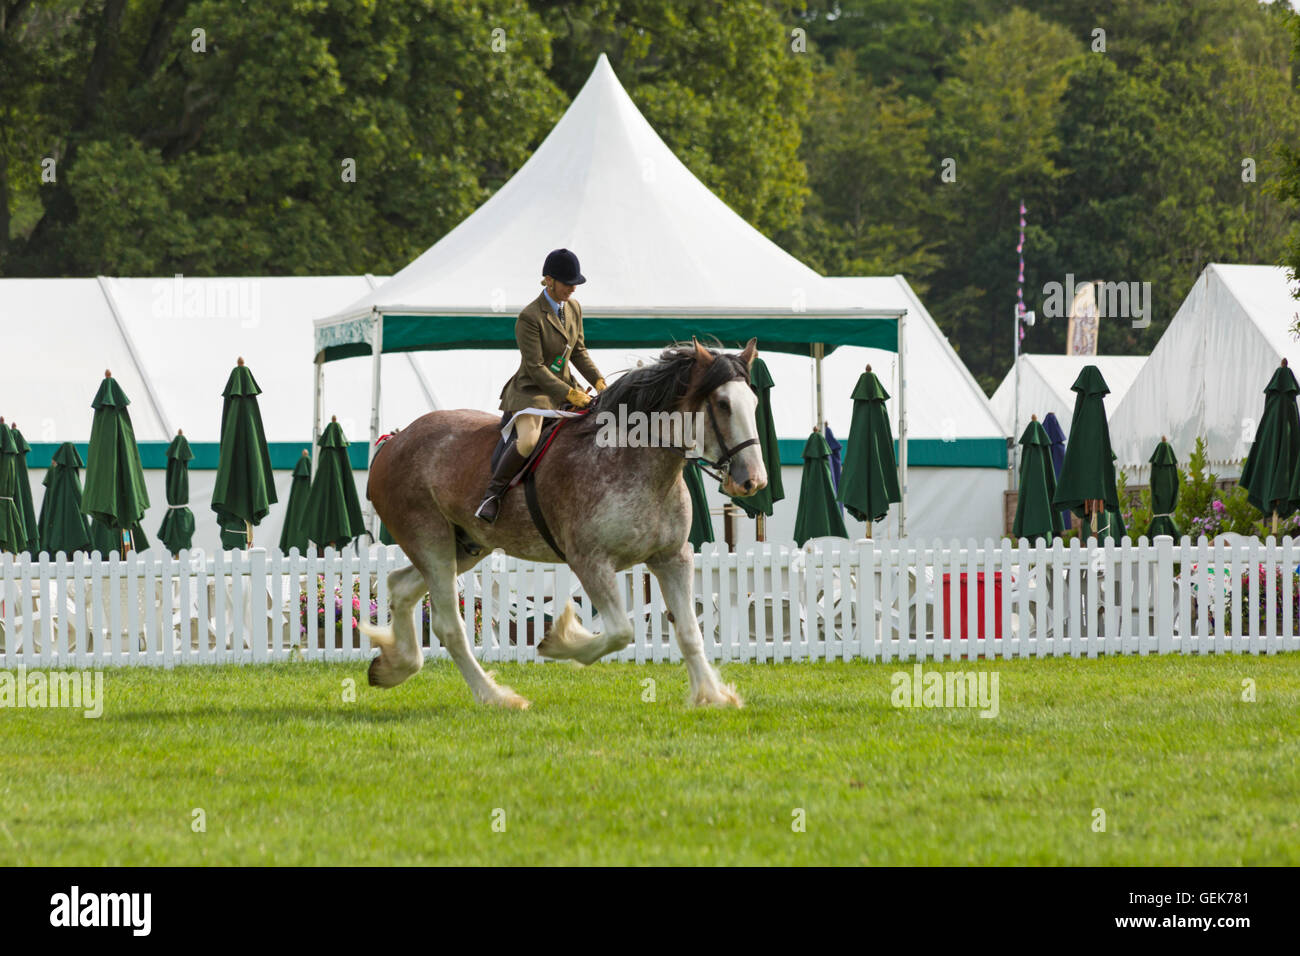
[573,341,751,434]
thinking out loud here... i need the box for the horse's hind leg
[363,525,528,709]
[648,544,742,707]
[426,557,530,709]
[362,563,427,688]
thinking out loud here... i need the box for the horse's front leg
[648,545,742,708]
[537,560,634,665]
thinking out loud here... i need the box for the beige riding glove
[566,387,593,408]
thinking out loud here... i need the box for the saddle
[457,411,578,560]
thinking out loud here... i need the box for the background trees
[2,0,1298,391]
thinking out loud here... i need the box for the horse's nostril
[744,479,756,493]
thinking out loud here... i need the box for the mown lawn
[1,655,1297,865]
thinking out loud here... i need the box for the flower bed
[297,576,483,648]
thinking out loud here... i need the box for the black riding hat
[542,248,586,286]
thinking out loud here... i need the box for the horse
[359,338,768,709]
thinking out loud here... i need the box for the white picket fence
[2,537,1299,669]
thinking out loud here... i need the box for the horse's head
[685,337,768,499]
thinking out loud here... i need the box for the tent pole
[813,342,825,432]
[312,354,324,479]
[898,309,908,538]
[368,309,384,541]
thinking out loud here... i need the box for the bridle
[689,379,761,485]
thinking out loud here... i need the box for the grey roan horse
[360,339,767,709]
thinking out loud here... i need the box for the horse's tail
[358,621,395,649]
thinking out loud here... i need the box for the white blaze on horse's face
[710,379,768,498]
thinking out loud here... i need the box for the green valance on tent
[313,310,905,364]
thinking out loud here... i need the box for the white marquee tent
[0,269,1007,551]
[312,53,916,533]
[1109,263,1300,478]
[989,354,1147,438]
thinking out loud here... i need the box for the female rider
[475,248,606,522]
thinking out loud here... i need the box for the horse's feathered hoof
[480,672,531,710]
[692,682,744,709]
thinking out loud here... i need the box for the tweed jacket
[498,291,603,411]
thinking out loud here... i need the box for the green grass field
[2,655,1298,865]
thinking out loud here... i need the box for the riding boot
[475,439,531,523]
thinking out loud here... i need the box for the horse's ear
[739,337,758,367]
[692,337,715,366]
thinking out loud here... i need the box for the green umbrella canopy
[279,449,313,554]
[8,423,39,555]
[683,458,715,551]
[0,419,28,553]
[1241,361,1300,520]
[793,430,848,547]
[89,515,149,556]
[303,417,366,551]
[729,356,785,518]
[1012,416,1064,543]
[212,359,278,535]
[38,442,93,558]
[1051,365,1119,522]
[1146,438,1181,539]
[158,430,196,555]
[81,371,151,540]
[838,365,900,525]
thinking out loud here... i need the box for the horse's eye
[717,399,730,413]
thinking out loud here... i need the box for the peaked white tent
[313,53,913,532]
[751,276,1007,543]
[1109,263,1300,476]
[989,354,1147,437]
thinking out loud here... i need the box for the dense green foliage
[3,658,1298,864]
[2,0,1298,388]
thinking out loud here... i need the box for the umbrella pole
[246,519,253,549]
[865,519,872,540]
[122,528,131,557]
[1273,509,1279,537]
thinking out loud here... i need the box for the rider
[475,248,607,523]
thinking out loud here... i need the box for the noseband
[692,383,761,486]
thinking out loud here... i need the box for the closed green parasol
[1012,416,1063,543]
[9,423,38,555]
[1146,438,1181,539]
[0,419,27,553]
[279,449,313,554]
[158,430,196,555]
[1052,365,1119,538]
[81,371,151,555]
[37,442,93,557]
[729,356,784,518]
[793,430,848,546]
[683,458,715,551]
[838,365,900,535]
[303,417,366,551]
[1240,360,1300,534]
[212,358,277,548]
